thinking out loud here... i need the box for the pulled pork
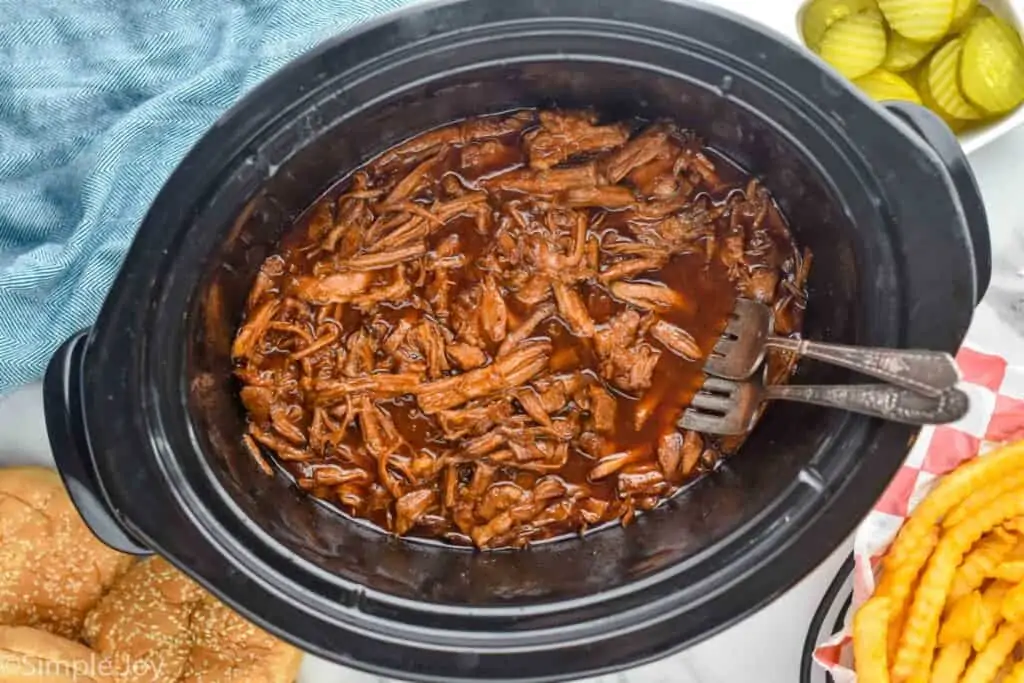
[232,109,808,549]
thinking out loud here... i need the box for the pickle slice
[960,15,1024,113]
[883,33,936,71]
[950,0,979,31]
[878,0,955,41]
[917,69,969,131]
[855,69,923,103]
[802,0,879,49]
[954,4,993,34]
[924,37,984,119]
[818,11,888,79]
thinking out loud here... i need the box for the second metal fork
[704,299,960,398]
[680,376,970,436]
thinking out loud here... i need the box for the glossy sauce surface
[231,110,809,548]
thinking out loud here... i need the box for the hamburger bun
[84,557,302,683]
[0,625,111,682]
[0,467,133,638]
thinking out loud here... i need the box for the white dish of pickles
[803,0,1024,152]
[715,0,1024,154]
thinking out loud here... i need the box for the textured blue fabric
[0,0,418,393]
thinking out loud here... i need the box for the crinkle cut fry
[960,621,1024,683]
[992,559,1024,583]
[945,467,1024,528]
[929,641,971,683]
[877,441,1024,655]
[893,485,1024,681]
[854,597,892,683]
[938,590,983,647]
[949,528,1017,601]
[1001,578,1024,622]
[1008,658,1024,683]
[978,581,1010,652]
[903,632,935,683]
[881,528,941,664]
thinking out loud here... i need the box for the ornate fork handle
[763,384,969,425]
[768,338,960,398]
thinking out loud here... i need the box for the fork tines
[704,298,770,380]
[679,377,758,435]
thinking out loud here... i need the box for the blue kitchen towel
[0,0,418,393]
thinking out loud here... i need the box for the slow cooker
[42,0,990,680]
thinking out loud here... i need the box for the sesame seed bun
[83,557,302,683]
[0,625,112,682]
[0,468,134,639]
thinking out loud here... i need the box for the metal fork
[679,376,970,436]
[705,299,960,398]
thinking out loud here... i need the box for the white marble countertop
[4,3,1024,680]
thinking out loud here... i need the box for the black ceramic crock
[42,0,991,680]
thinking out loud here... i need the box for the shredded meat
[650,319,702,361]
[593,310,662,393]
[447,342,487,370]
[417,341,551,413]
[484,163,603,194]
[609,281,688,312]
[525,110,630,170]
[292,272,373,304]
[232,108,808,549]
[602,123,674,183]
[588,384,617,433]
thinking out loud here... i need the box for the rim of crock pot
[162,39,893,627]
[78,0,978,674]
[158,60,892,639]
[120,1,925,634]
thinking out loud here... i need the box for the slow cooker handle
[43,331,153,555]
[881,101,992,301]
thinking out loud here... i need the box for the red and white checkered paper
[813,298,1024,682]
